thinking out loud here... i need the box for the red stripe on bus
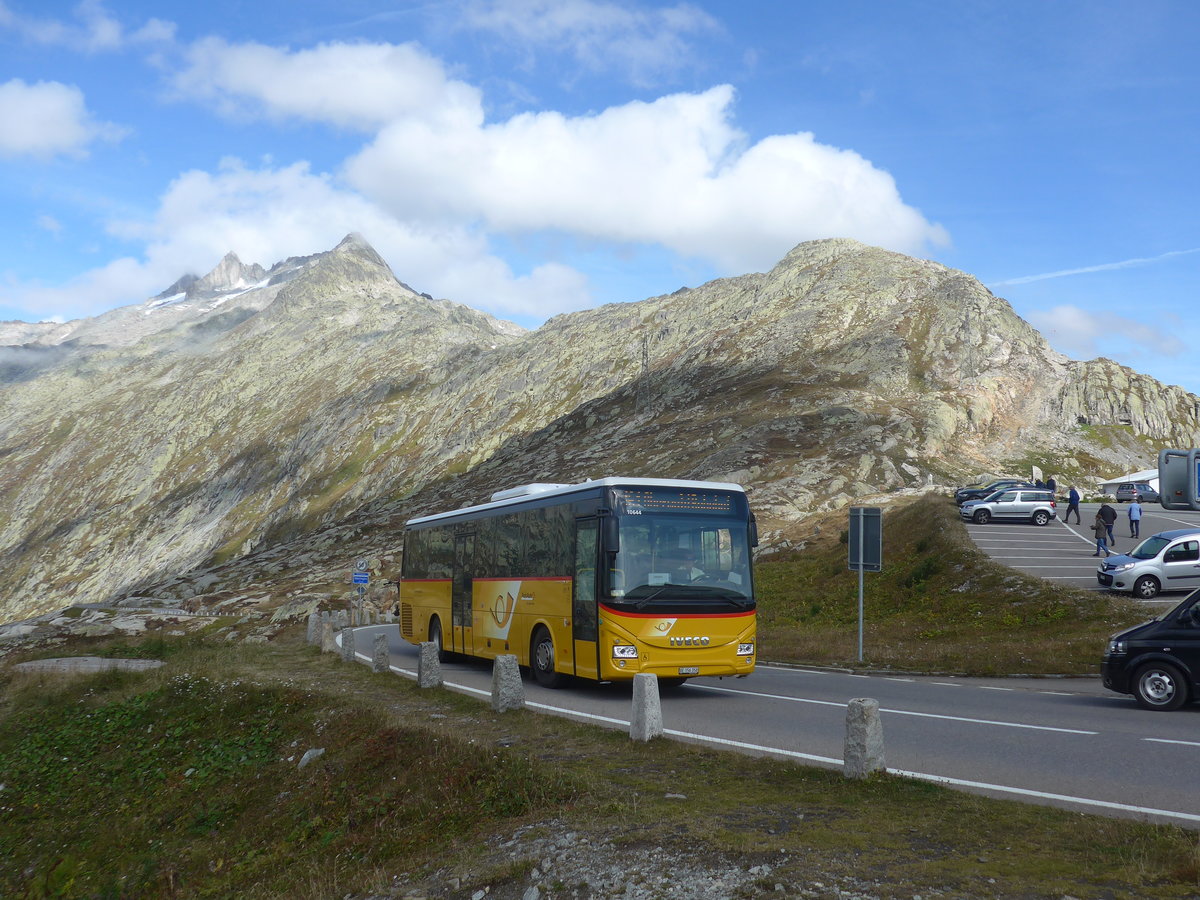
[400,578,451,584]
[599,604,755,619]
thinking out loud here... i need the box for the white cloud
[0,0,173,52]
[4,159,590,322]
[461,0,721,84]
[1028,304,1185,360]
[345,84,948,271]
[171,38,481,132]
[167,38,947,273]
[989,247,1200,288]
[36,214,62,235]
[0,78,126,158]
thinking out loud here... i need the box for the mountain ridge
[0,235,1196,622]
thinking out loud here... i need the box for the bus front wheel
[531,627,562,688]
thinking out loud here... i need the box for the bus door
[452,533,475,655]
[572,518,600,679]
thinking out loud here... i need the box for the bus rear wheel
[429,616,451,663]
[531,627,562,688]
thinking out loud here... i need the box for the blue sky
[1,0,1198,392]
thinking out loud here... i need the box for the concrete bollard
[341,627,356,662]
[306,611,319,645]
[491,654,525,712]
[350,605,359,626]
[417,641,443,688]
[320,621,336,653]
[630,673,664,742]
[844,697,885,779]
[372,633,390,673]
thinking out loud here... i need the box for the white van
[1097,529,1200,599]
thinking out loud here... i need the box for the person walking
[1128,499,1143,538]
[1099,502,1118,546]
[1065,486,1081,524]
[1092,512,1110,556]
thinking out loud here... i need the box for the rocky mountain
[0,235,1196,623]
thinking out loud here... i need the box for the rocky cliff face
[1,236,1196,621]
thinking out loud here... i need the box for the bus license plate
[678,666,699,675]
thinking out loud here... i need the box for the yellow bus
[398,478,757,687]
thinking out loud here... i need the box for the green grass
[0,645,578,898]
[755,492,1148,674]
[1,634,1197,899]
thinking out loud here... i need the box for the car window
[996,491,1018,502]
[1165,541,1200,563]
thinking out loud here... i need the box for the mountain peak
[194,251,267,296]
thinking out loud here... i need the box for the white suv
[959,489,1057,526]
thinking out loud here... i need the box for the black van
[1102,588,1200,710]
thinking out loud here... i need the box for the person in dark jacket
[1065,486,1081,524]
[1092,513,1111,556]
[1099,503,1118,545]
[1047,476,1057,494]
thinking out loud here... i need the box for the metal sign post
[848,507,883,663]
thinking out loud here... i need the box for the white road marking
[690,683,1097,734]
[1143,738,1200,748]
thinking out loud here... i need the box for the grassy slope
[756,493,1150,674]
[2,634,1198,899]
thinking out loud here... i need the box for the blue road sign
[352,572,369,585]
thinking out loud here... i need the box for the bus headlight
[737,642,755,656]
[612,644,639,659]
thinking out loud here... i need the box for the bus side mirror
[749,514,759,548]
[603,515,619,553]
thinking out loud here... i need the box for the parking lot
[962,501,1200,603]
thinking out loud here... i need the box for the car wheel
[1133,575,1161,600]
[973,509,991,524]
[531,626,562,688]
[1133,661,1189,711]
[1032,510,1050,526]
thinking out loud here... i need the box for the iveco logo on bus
[669,636,710,647]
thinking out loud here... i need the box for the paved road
[343,625,1200,828]
[961,500,1200,601]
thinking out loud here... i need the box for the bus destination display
[614,488,735,515]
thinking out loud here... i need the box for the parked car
[953,479,1036,506]
[1115,482,1159,503]
[1102,588,1200,710]
[959,488,1057,525]
[1096,529,1200,599]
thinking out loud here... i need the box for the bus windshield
[608,512,753,608]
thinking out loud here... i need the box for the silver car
[1097,529,1200,599]
[959,489,1057,526]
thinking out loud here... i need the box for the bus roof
[404,477,747,528]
